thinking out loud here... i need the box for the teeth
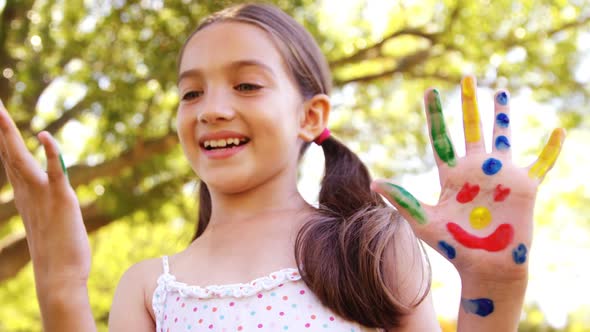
[203,138,247,149]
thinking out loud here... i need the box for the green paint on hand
[428,90,456,167]
[59,153,68,177]
[386,183,427,225]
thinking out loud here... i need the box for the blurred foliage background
[0,0,589,331]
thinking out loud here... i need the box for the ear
[298,94,331,142]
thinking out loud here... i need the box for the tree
[1,0,588,330]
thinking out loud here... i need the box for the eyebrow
[177,60,276,85]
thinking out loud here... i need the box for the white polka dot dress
[152,256,379,331]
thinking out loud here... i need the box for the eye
[182,90,203,101]
[234,83,262,92]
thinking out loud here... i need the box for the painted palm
[372,76,565,315]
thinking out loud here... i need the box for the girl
[0,3,565,332]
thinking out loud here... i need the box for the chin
[201,172,256,195]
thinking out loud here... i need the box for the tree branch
[36,98,93,136]
[0,170,194,283]
[67,131,179,187]
[329,28,437,68]
[546,14,590,37]
[334,49,432,86]
[482,14,590,53]
[0,131,179,226]
[443,1,462,35]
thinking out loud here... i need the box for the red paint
[447,222,514,252]
[494,184,511,202]
[456,182,480,203]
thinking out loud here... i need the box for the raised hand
[0,100,91,307]
[371,76,565,319]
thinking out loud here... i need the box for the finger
[37,131,69,185]
[491,90,512,159]
[528,128,566,181]
[0,132,19,184]
[461,76,485,154]
[372,180,464,262]
[0,110,28,185]
[424,88,457,169]
[0,102,45,182]
[371,180,434,240]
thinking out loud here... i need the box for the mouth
[200,137,251,151]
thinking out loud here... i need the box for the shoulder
[121,256,166,281]
[121,257,166,311]
[108,257,166,330]
[384,221,440,331]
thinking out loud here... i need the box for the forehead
[179,21,287,76]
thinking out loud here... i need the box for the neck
[206,166,312,227]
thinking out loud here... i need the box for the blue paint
[461,298,495,317]
[496,92,509,105]
[496,113,510,128]
[438,241,456,259]
[482,158,503,175]
[512,243,528,264]
[495,135,511,150]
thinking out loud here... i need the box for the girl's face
[177,21,306,194]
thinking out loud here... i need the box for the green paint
[59,153,68,177]
[428,90,456,167]
[385,183,427,225]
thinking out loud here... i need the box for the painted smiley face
[446,182,514,252]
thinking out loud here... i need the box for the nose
[198,90,235,124]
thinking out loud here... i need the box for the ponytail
[294,136,427,329]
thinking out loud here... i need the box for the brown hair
[180,3,428,329]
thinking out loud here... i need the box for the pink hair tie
[314,128,331,145]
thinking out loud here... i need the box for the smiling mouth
[446,222,514,252]
[202,138,250,150]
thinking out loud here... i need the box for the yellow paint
[529,128,565,180]
[462,77,475,97]
[461,77,481,143]
[469,206,492,230]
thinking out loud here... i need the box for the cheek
[261,117,299,149]
[176,105,193,125]
[176,109,198,150]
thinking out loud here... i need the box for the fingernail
[461,76,476,97]
[495,91,509,105]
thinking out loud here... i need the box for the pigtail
[295,136,426,329]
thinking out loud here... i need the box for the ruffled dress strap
[162,255,170,274]
[152,256,175,327]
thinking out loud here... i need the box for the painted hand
[0,101,90,289]
[371,76,565,284]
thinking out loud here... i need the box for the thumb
[37,131,69,186]
[371,179,435,242]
